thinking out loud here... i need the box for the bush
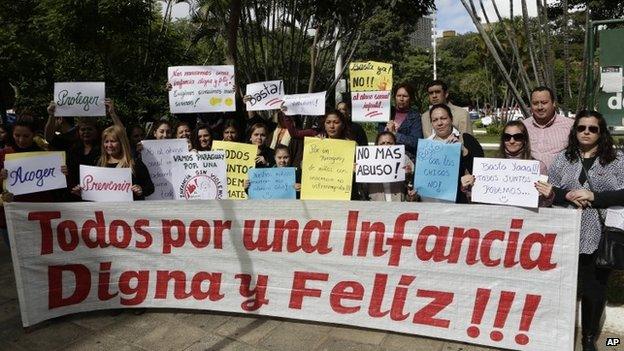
[473,120,484,129]
[486,123,504,136]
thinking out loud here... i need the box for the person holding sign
[191,124,213,151]
[248,123,275,168]
[378,83,423,160]
[534,110,624,351]
[149,120,173,140]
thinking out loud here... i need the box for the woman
[378,83,423,160]
[0,124,9,149]
[174,121,192,140]
[269,113,291,149]
[149,121,173,140]
[192,124,212,152]
[221,119,241,142]
[66,118,101,197]
[281,109,352,140]
[248,123,275,168]
[535,110,624,351]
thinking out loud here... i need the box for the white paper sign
[141,139,188,200]
[283,91,325,116]
[601,66,623,93]
[472,158,541,208]
[245,80,285,111]
[606,207,624,231]
[53,82,105,117]
[4,152,67,195]
[171,151,227,200]
[79,165,133,202]
[168,66,236,113]
[351,91,391,122]
[355,145,405,183]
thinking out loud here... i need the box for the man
[420,80,473,138]
[522,86,573,170]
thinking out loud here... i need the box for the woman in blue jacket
[378,83,423,161]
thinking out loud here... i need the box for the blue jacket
[378,108,423,159]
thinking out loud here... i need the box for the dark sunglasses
[576,125,599,134]
[503,133,525,142]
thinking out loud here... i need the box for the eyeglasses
[576,125,599,134]
[503,133,525,142]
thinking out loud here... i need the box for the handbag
[581,159,624,270]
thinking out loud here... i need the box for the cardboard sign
[282,92,326,116]
[79,165,133,202]
[168,66,236,113]
[414,139,461,202]
[4,152,67,195]
[171,151,227,200]
[53,82,105,117]
[351,91,391,122]
[5,201,581,351]
[349,61,393,92]
[141,139,189,200]
[301,137,355,200]
[245,80,285,111]
[211,141,257,199]
[472,158,541,208]
[248,167,296,199]
[355,145,405,183]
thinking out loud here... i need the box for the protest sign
[351,91,391,122]
[472,158,541,208]
[355,145,405,183]
[211,141,257,199]
[301,137,355,200]
[349,61,393,92]
[79,165,133,202]
[248,167,296,199]
[414,139,461,202]
[141,139,188,200]
[3,152,66,195]
[168,66,236,113]
[245,80,284,111]
[5,200,580,351]
[171,151,227,200]
[53,82,105,117]
[282,92,325,116]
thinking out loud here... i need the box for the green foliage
[486,122,504,136]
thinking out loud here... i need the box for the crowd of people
[0,79,622,351]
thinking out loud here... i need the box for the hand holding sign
[3,152,67,196]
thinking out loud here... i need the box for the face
[0,127,7,141]
[395,87,411,110]
[503,125,525,155]
[377,134,395,146]
[103,135,121,158]
[324,114,344,138]
[337,102,349,118]
[275,149,291,167]
[130,127,144,145]
[427,84,448,105]
[250,127,267,146]
[198,128,211,149]
[176,124,191,139]
[576,116,601,149]
[78,123,97,143]
[153,123,172,140]
[431,108,453,139]
[12,126,34,149]
[530,90,556,123]
[223,126,238,141]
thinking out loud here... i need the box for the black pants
[579,253,612,335]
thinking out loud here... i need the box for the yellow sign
[211,141,257,199]
[301,137,355,200]
[349,61,393,92]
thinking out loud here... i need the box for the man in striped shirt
[522,86,574,171]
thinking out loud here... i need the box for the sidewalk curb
[576,303,624,333]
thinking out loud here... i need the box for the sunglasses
[576,125,599,134]
[503,133,525,142]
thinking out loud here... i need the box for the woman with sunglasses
[535,110,624,351]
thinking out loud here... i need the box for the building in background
[410,17,433,50]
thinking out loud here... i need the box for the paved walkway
[0,244,619,351]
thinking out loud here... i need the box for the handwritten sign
[472,158,541,208]
[351,91,391,122]
[355,145,405,183]
[301,137,355,200]
[141,139,188,200]
[211,141,257,199]
[248,167,296,199]
[282,92,325,116]
[414,139,460,202]
[3,152,66,195]
[245,80,285,111]
[168,66,236,113]
[171,151,227,200]
[349,61,393,92]
[79,165,133,202]
[53,82,105,117]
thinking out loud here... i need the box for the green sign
[598,28,624,127]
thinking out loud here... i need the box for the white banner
[171,151,227,200]
[351,91,391,122]
[4,152,67,195]
[5,201,580,351]
[245,80,285,111]
[79,165,133,202]
[168,66,236,113]
[355,145,405,183]
[141,139,188,200]
[472,158,541,208]
[283,92,325,116]
[53,82,105,117]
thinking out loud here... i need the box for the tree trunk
[521,0,541,85]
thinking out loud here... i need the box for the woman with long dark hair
[191,123,213,151]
